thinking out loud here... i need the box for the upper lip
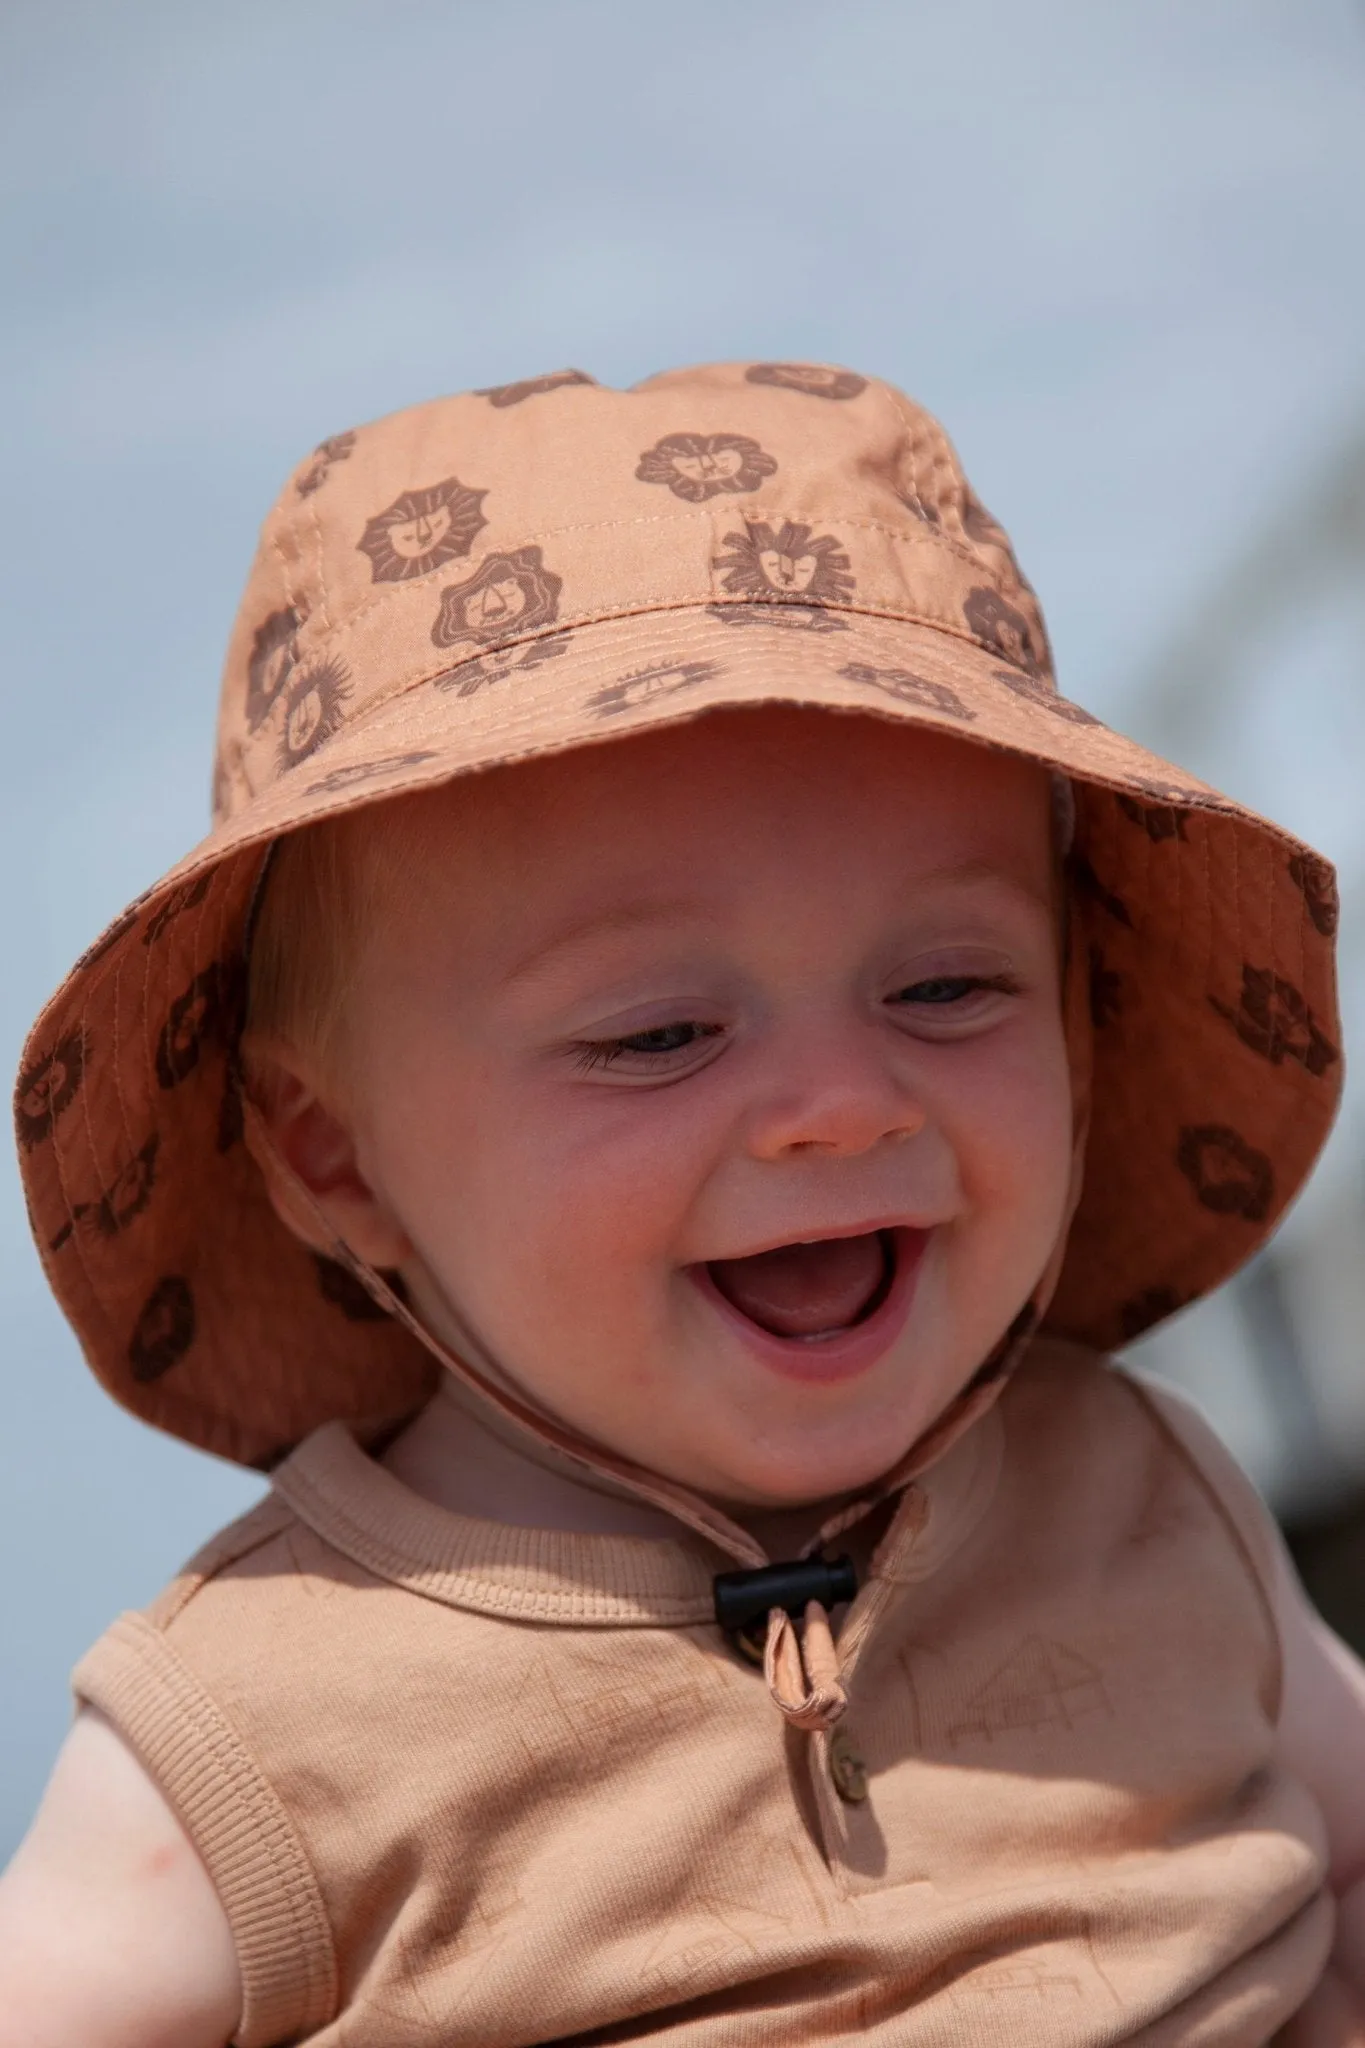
[692,1215,935,1265]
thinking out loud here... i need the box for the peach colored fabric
[74,1342,1332,2047]
[14,362,1342,1472]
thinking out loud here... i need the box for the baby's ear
[242,1041,412,1269]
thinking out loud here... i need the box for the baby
[4,361,1365,2046]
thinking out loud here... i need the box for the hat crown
[213,361,1052,824]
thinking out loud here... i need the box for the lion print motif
[705,602,849,635]
[1176,1125,1274,1223]
[246,606,306,732]
[1210,965,1339,1079]
[156,959,245,1090]
[278,657,351,772]
[635,432,778,503]
[745,363,867,401]
[588,660,722,718]
[296,431,356,497]
[304,750,440,796]
[357,476,488,583]
[431,548,563,649]
[964,588,1048,678]
[127,1275,196,1383]
[476,370,596,408]
[994,669,1100,727]
[714,521,855,605]
[432,631,574,699]
[1117,795,1188,843]
[15,1028,88,1150]
[142,873,213,945]
[50,1134,160,1250]
[1287,852,1339,938]
[837,662,974,723]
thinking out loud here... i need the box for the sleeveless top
[72,1341,1332,2046]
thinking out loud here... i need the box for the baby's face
[314,708,1073,1508]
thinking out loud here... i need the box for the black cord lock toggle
[713,1555,858,1642]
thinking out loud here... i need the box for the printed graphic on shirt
[587,659,722,718]
[1176,1124,1274,1222]
[245,605,306,731]
[49,1133,159,1250]
[1210,966,1339,1078]
[636,1899,792,1998]
[431,548,563,648]
[357,477,489,583]
[476,368,596,407]
[746,362,867,400]
[706,601,850,634]
[635,432,778,502]
[277,657,351,772]
[946,1637,1111,1745]
[837,662,974,723]
[295,430,356,497]
[1287,851,1340,937]
[127,1274,195,1383]
[15,1027,88,1150]
[714,520,855,604]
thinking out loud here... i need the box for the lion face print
[476,369,596,408]
[1287,852,1339,938]
[635,432,778,503]
[964,587,1046,677]
[156,959,245,1090]
[296,430,356,497]
[50,1133,160,1251]
[714,521,855,605]
[705,602,849,635]
[357,476,488,583]
[588,659,722,718]
[278,658,351,772]
[16,1028,87,1150]
[837,662,974,723]
[432,631,574,699]
[1210,965,1339,1079]
[303,750,439,796]
[431,548,563,649]
[245,606,305,732]
[746,363,867,401]
[128,1274,196,1384]
[1176,1125,1274,1223]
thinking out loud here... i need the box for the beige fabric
[14,359,1342,1471]
[74,1341,1333,2047]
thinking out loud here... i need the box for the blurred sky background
[4,0,1365,1859]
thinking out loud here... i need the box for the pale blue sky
[4,0,1365,1856]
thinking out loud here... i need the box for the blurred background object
[3,0,1365,1858]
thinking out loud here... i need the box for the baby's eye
[886,973,1020,1029]
[573,1021,723,1073]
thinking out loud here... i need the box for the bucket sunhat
[15,360,1342,1471]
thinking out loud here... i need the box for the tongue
[709,1232,890,1339]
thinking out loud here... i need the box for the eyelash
[571,976,1020,1073]
[571,1022,723,1072]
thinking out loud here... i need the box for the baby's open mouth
[706,1230,898,1341]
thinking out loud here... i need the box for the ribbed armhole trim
[73,1612,338,2048]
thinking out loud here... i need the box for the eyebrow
[497,859,1052,991]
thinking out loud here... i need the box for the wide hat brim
[16,598,1342,1469]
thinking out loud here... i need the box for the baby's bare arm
[1276,1541,1365,2039]
[0,1708,240,2048]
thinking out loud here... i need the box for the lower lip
[688,1227,929,1385]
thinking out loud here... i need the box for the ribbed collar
[271,1398,1004,1629]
